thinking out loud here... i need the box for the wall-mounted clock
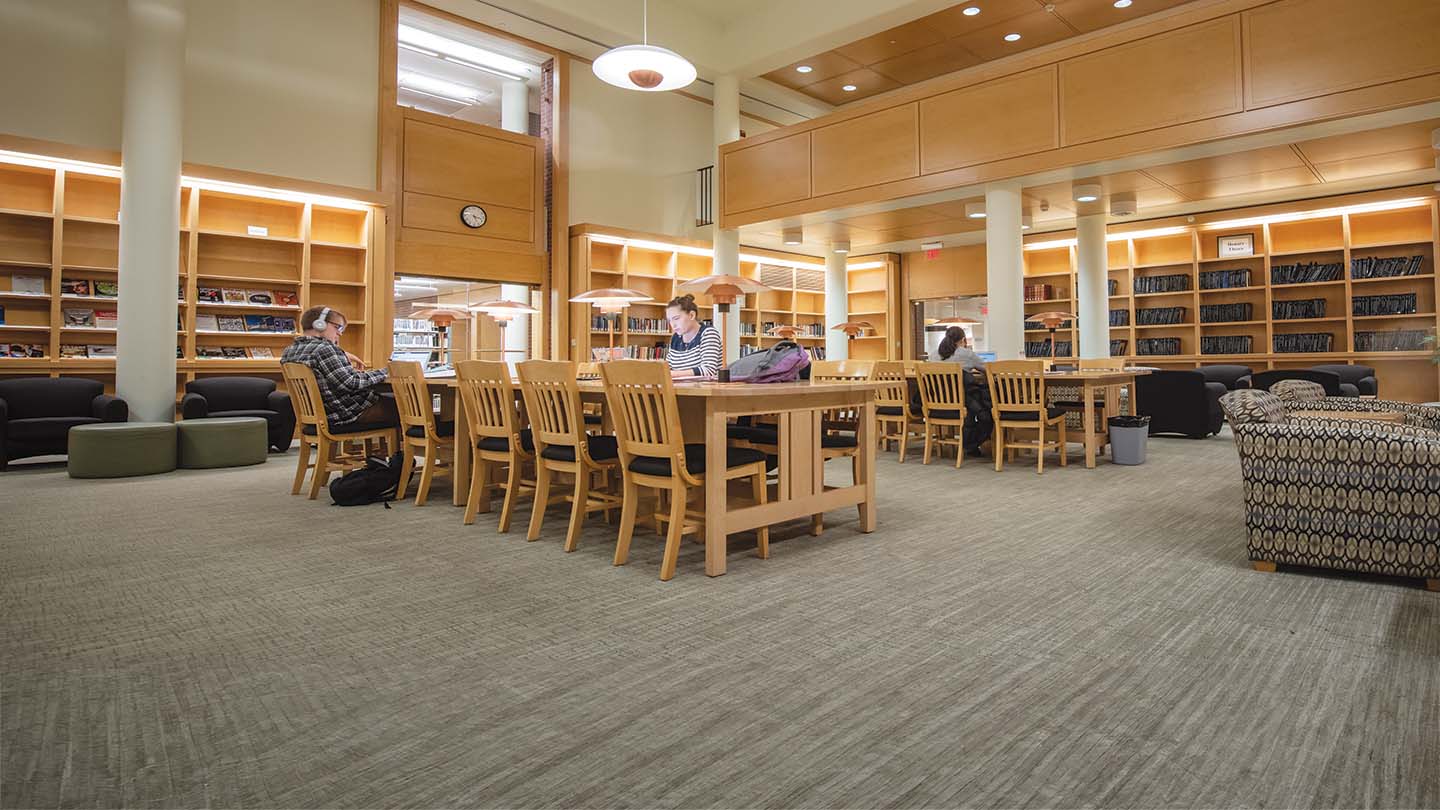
[460,204,487,229]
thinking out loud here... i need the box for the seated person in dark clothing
[909,363,995,457]
[281,305,399,429]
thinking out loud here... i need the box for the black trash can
[1108,415,1151,465]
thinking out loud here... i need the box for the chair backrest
[600,360,695,483]
[456,360,524,450]
[1079,358,1127,371]
[516,360,587,459]
[387,361,436,438]
[185,376,277,411]
[916,362,966,414]
[810,359,875,380]
[1251,368,1342,397]
[0,377,105,419]
[987,359,1047,416]
[1310,364,1375,385]
[873,361,908,409]
[1197,364,1253,390]
[281,362,326,433]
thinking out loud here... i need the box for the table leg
[452,390,470,506]
[857,398,876,532]
[1083,381,1097,469]
[704,401,728,577]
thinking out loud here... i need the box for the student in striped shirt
[665,294,722,379]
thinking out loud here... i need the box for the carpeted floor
[2,430,1437,809]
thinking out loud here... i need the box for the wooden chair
[915,362,968,467]
[810,359,874,381]
[516,360,623,552]
[873,361,921,462]
[1054,358,1129,450]
[601,360,769,581]
[456,360,534,531]
[987,359,1069,474]
[388,361,455,506]
[281,362,397,500]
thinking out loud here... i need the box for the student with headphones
[280,305,398,428]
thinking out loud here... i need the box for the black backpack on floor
[329,452,408,507]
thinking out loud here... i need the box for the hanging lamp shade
[932,317,980,326]
[592,0,696,92]
[832,321,874,338]
[676,273,769,307]
[470,299,539,324]
[411,305,471,328]
[569,288,653,314]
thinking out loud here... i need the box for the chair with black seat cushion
[1135,370,1224,438]
[987,359,1069,474]
[282,363,397,499]
[1249,368,1343,397]
[389,361,454,507]
[0,377,127,469]
[602,360,768,581]
[181,376,295,452]
[1308,364,1377,397]
[873,361,921,462]
[518,360,623,552]
[1198,364,1254,392]
[456,360,535,531]
[916,362,967,467]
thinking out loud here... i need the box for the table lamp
[1028,310,1076,360]
[676,273,771,378]
[832,320,874,340]
[569,288,653,353]
[410,305,472,366]
[767,324,804,340]
[470,299,541,358]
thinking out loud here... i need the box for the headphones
[311,306,332,332]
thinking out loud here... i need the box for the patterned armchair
[1220,389,1440,591]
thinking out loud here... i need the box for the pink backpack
[727,340,811,383]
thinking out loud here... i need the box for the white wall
[0,0,378,190]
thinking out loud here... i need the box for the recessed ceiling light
[965,201,986,219]
[1004,32,1021,42]
[963,6,981,15]
[1073,182,1102,203]
[796,65,813,73]
[782,227,803,245]
[1113,0,1132,7]
[832,240,851,254]
[842,84,857,92]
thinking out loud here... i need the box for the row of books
[1352,293,1418,316]
[1350,255,1425,279]
[1271,261,1343,285]
[1273,333,1334,353]
[591,345,667,361]
[1023,284,1055,302]
[393,319,438,332]
[1024,340,1072,357]
[1107,279,1119,296]
[590,315,619,331]
[1134,274,1190,294]
[1024,320,1072,330]
[1109,309,1129,326]
[1137,337,1182,355]
[1199,303,1252,323]
[1272,298,1326,320]
[196,346,278,359]
[1200,335,1253,355]
[2,343,45,358]
[197,287,299,307]
[1199,268,1252,290]
[195,314,296,333]
[1110,340,1128,355]
[626,317,668,333]
[58,344,118,358]
[1354,330,1428,352]
[393,334,437,348]
[1137,306,1186,326]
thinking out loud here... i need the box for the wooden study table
[427,375,883,577]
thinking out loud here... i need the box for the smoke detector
[1110,192,1138,217]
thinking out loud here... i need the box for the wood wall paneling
[395,240,543,285]
[722,132,812,213]
[402,117,536,211]
[1244,0,1440,109]
[811,105,920,196]
[919,67,1058,174]
[1060,17,1243,145]
[401,192,534,244]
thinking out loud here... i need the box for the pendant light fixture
[592,0,697,92]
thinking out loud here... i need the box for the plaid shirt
[281,336,388,425]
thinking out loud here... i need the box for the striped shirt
[667,323,722,377]
[280,335,388,425]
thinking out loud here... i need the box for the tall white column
[500,80,528,135]
[712,74,741,363]
[500,284,530,360]
[824,249,849,360]
[1076,213,1109,359]
[984,180,1025,360]
[116,0,184,422]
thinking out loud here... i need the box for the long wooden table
[429,376,883,577]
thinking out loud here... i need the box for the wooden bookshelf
[846,253,901,361]
[0,155,381,396]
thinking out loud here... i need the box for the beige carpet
[2,431,1437,809]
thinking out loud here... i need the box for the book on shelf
[1136,337,1182,356]
[93,280,118,298]
[63,308,95,328]
[271,316,296,333]
[1109,339,1129,355]
[1200,335,1253,354]
[59,343,88,358]
[1199,268,1251,290]
[60,278,92,296]
[196,346,226,358]
[1134,274,1190,294]
[179,280,185,301]
[195,314,219,331]
[1199,303,1252,323]
[1136,306,1186,326]
[217,315,246,332]
[1352,293,1418,316]
[3,343,46,358]
[176,346,183,358]
[221,346,248,359]
[1273,333,1333,353]
[86,344,116,358]
[1271,261,1343,285]
[198,286,223,303]
[1272,298,1326,320]
[1354,329,1427,352]
[94,310,117,329]
[221,288,248,304]
[1109,309,1130,326]
[248,347,275,359]
[246,290,274,305]
[1023,283,1054,302]
[0,305,4,325]
[273,290,298,307]
[243,314,276,332]
[1350,254,1424,280]
[11,275,44,295]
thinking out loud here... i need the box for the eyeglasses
[328,321,347,334]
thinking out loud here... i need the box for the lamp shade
[470,299,539,323]
[767,324,805,339]
[592,44,696,92]
[410,305,472,328]
[676,273,770,306]
[570,288,653,314]
[932,317,979,326]
[832,320,874,338]
[1029,310,1076,329]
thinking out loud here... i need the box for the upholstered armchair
[1198,364,1253,391]
[0,377,128,469]
[1219,389,1440,590]
[1309,364,1378,397]
[1249,368,1343,397]
[181,377,295,452]
[1135,369,1224,438]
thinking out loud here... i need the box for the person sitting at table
[665,293,722,379]
[936,325,987,371]
[281,305,398,428]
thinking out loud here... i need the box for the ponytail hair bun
[667,294,698,315]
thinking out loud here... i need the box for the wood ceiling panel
[1168,166,1322,200]
[1311,148,1438,182]
[835,17,950,66]
[870,40,983,85]
[877,217,983,242]
[812,105,919,196]
[951,9,1076,62]
[1293,119,1440,163]
[928,0,1050,38]
[1143,145,1308,186]
[919,67,1058,174]
[801,69,903,105]
[761,51,864,90]
[919,198,985,220]
[836,207,951,231]
[1048,0,1193,33]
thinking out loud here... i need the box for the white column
[985,180,1024,360]
[824,250,849,360]
[500,283,529,360]
[500,80,528,134]
[116,0,184,422]
[1076,213,1109,359]
[712,74,741,363]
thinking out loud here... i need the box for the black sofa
[0,377,128,468]
[1309,364,1377,397]
[181,377,295,452]
[1136,370,1224,439]
[1250,368,1344,397]
[1198,364,1253,391]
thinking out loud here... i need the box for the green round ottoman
[178,417,268,469]
[68,422,177,479]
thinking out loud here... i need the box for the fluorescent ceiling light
[398,42,440,58]
[832,240,851,254]
[443,55,526,82]
[590,233,826,269]
[965,202,986,219]
[848,260,885,269]
[399,70,480,104]
[796,65,813,73]
[782,227,803,245]
[1004,33,1021,42]
[1202,198,1429,230]
[0,150,120,179]
[398,24,536,78]
[963,6,980,15]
